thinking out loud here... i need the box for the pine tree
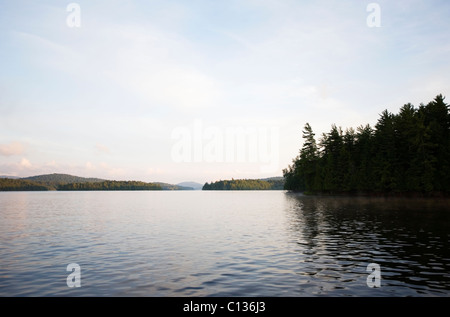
[373,110,397,192]
[298,123,319,192]
[354,124,374,191]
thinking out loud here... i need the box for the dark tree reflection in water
[284,194,450,295]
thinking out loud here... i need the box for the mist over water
[0,191,449,296]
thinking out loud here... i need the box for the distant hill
[177,182,203,190]
[22,173,105,185]
[0,175,20,179]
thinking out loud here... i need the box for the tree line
[0,179,162,191]
[283,94,450,195]
[0,178,52,191]
[203,178,283,190]
[58,180,162,191]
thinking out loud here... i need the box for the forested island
[283,94,450,196]
[203,177,284,190]
[0,174,191,191]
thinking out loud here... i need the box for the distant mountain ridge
[22,173,106,185]
[154,182,194,190]
[177,181,203,190]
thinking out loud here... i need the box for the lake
[0,191,449,297]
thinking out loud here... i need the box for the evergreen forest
[283,94,450,196]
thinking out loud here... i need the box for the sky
[1,0,450,184]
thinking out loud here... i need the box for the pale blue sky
[1,0,450,184]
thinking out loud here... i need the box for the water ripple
[0,191,449,296]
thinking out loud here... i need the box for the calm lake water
[0,191,449,297]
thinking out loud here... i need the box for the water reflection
[284,193,450,295]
